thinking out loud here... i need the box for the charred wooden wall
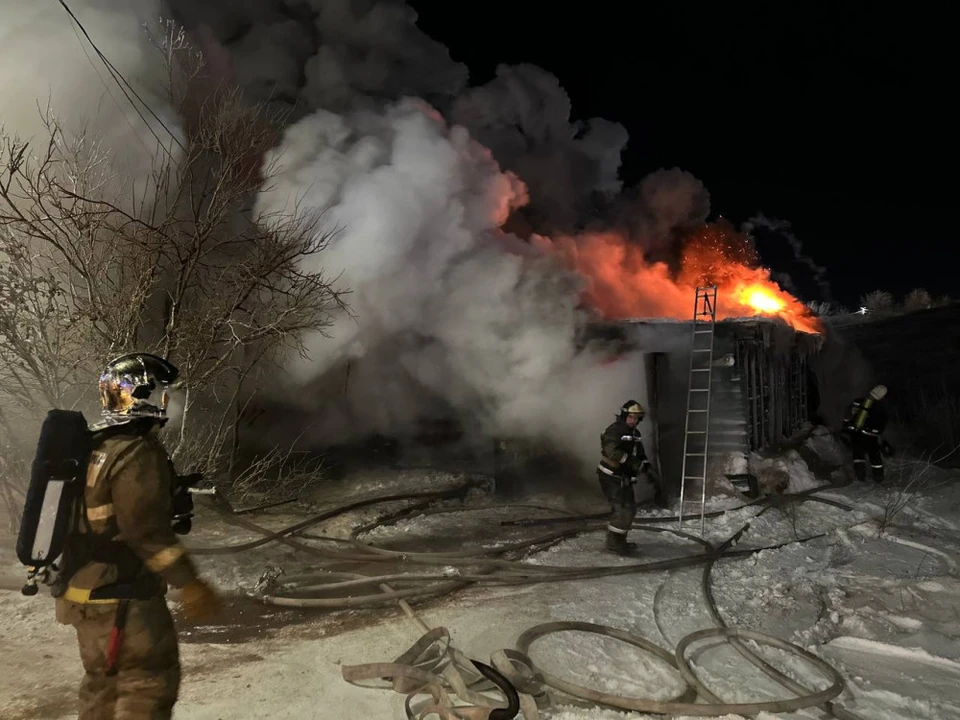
[628,319,820,496]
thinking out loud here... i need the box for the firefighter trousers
[598,471,637,535]
[852,434,884,482]
[56,595,180,719]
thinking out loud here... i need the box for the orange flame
[538,221,822,334]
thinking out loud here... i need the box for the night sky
[408,3,952,309]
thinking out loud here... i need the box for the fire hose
[191,483,869,718]
[335,509,861,718]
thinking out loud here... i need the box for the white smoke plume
[255,100,646,469]
[0,0,183,185]
[156,1,682,467]
[2,0,711,471]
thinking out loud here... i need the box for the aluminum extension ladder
[678,285,718,535]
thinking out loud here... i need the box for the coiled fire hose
[193,482,868,717]
[338,501,860,719]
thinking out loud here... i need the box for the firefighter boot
[652,485,669,510]
[605,530,638,556]
[853,461,867,482]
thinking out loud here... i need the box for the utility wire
[57,0,185,156]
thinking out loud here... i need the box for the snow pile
[722,451,750,477]
[750,449,824,493]
[804,429,848,467]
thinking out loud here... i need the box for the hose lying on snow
[195,482,866,718]
[252,489,858,606]
[340,602,848,718]
[700,504,868,720]
[339,495,862,719]
[192,480,856,608]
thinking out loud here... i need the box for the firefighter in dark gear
[597,400,664,555]
[55,352,222,720]
[842,384,891,483]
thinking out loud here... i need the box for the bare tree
[0,23,348,523]
[903,288,933,313]
[878,444,960,532]
[806,300,848,317]
[861,289,895,316]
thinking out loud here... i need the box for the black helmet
[99,352,179,421]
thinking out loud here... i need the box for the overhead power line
[56,0,186,155]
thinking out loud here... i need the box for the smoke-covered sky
[0,0,786,469]
[0,0,183,184]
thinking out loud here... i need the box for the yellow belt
[62,586,121,605]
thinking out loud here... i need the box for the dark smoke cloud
[450,64,629,232]
[617,168,712,258]
[743,213,833,302]
[162,0,649,237]
[7,0,781,470]
[167,0,469,117]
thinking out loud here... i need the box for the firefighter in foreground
[597,400,666,555]
[56,353,222,719]
[842,384,892,482]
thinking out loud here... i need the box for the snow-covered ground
[2,434,959,719]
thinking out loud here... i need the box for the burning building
[0,0,838,500]
[494,311,823,499]
[493,213,827,494]
[622,316,820,494]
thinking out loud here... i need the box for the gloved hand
[180,580,223,622]
[178,472,205,487]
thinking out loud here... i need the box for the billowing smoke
[255,100,645,467]
[6,0,756,472]
[619,168,712,256]
[0,0,182,185]
[450,64,630,232]
[166,0,468,115]
[743,214,832,302]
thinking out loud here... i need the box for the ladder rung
[686,430,707,434]
[692,368,711,372]
[686,452,707,457]
[693,349,712,353]
[693,329,713,334]
[689,409,708,413]
[690,388,709,392]
[683,476,705,481]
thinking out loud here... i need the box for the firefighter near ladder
[597,400,666,555]
[16,352,222,720]
[841,384,894,483]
